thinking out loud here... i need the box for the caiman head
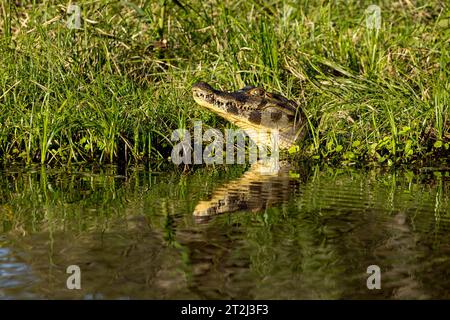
[192,82,306,149]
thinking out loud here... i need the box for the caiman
[191,82,307,220]
[192,82,306,150]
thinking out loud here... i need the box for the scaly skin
[192,82,306,149]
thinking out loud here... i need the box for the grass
[0,0,449,167]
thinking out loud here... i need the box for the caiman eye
[248,88,265,97]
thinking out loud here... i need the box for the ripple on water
[0,166,449,298]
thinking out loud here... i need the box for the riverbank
[0,1,448,167]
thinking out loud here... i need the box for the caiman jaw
[192,82,261,132]
[192,82,305,149]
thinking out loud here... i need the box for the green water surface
[0,165,449,299]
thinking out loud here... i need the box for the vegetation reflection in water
[0,165,449,299]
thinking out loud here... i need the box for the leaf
[434,141,443,148]
[343,151,355,160]
[326,140,334,151]
[121,1,146,17]
[289,172,300,178]
[404,140,413,157]
[399,126,411,135]
[288,145,300,154]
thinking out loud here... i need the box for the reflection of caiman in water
[193,160,303,220]
[191,82,307,219]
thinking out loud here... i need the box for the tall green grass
[0,0,449,167]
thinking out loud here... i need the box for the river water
[0,165,449,299]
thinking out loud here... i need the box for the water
[0,164,449,299]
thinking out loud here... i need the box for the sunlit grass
[0,0,448,167]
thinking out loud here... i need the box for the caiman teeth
[196,92,215,101]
